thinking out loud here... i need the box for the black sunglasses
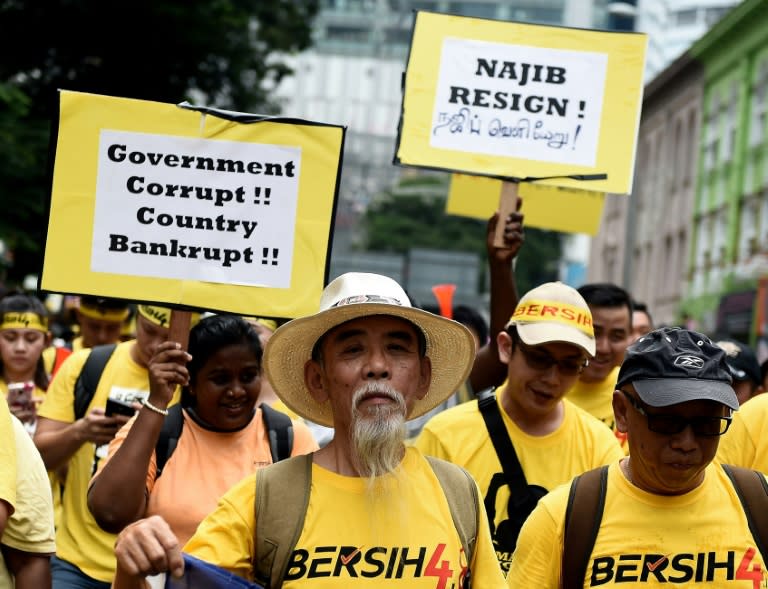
[512,331,588,376]
[620,389,732,436]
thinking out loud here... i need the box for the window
[675,8,698,25]
[448,2,498,18]
[749,59,768,147]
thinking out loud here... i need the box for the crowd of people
[1,207,767,588]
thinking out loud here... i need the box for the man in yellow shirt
[113,272,508,588]
[415,282,623,575]
[507,327,761,588]
[34,305,191,588]
[565,283,633,433]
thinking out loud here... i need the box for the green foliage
[364,176,486,255]
[0,0,319,284]
[362,175,562,294]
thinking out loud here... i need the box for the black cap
[714,338,761,385]
[617,326,738,410]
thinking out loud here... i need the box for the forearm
[470,261,518,392]
[33,421,86,472]
[1,547,52,589]
[88,407,166,533]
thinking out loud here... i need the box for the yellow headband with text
[137,305,201,329]
[0,312,48,333]
[137,305,172,327]
[510,299,593,336]
[78,303,131,322]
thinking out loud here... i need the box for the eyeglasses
[620,390,732,436]
[513,336,589,376]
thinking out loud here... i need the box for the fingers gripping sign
[114,516,185,580]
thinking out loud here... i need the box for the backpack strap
[260,403,294,463]
[722,463,768,562]
[426,455,479,565]
[155,404,185,479]
[561,465,608,589]
[253,453,313,589]
[73,343,118,420]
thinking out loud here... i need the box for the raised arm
[469,203,524,393]
[88,342,189,534]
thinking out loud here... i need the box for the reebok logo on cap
[673,355,705,370]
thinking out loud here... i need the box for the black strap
[73,344,118,420]
[155,404,185,478]
[722,464,768,563]
[561,466,608,589]
[261,403,294,463]
[477,388,529,496]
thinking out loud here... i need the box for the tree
[362,174,563,294]
[0,0,319,285]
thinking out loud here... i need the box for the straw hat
[263,272,476,427]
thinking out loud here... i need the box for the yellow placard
[447,173,605,235]
[41,91,345,318]
[395,11,647,194]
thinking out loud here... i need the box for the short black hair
[182,314,262,408]
[578,283,633,314]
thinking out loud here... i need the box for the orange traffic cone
[431,284,456,319]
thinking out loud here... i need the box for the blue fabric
[51,556,112,589]
[166,554,264,588]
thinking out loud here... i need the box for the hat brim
[263,303,476,428]
[633,378,739,411]
[515,322,596,357]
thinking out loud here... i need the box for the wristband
[141,398,169,417]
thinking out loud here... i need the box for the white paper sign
[430,38,608,167]
[91,130,301,288]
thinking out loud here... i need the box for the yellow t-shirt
[414,394,624,574]
[96,407,318,546]
[1,378,64,531]
[271,399,300,420]
[0,399,15,513]
[565,366,620,429]
[37,341,150,582]
[184,447,507,588]
[716,393,768,473]
[0,415,56,589]
[506,462,768,587]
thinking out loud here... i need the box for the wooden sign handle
[168,310,192,351]
[493,180,520,248]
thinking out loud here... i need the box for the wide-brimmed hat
[506,281,596,357]
[263,272,476,427]
[617,326,738,410]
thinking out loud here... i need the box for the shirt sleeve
[37,350,89,423]
[506,492,564,588]
[0,402,16,513]
[1,416,55,553]
[183,473,257,581]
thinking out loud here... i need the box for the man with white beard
[112,272,506,588]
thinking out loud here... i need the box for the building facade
[589,0,768,342]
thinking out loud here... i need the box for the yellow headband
[137,305,201,329]
[137,305,171,327]
[78,303,131,323]
[0,312,48,332]
[510,299,594,336]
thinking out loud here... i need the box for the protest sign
[447,174,605,235]
[41,91,345,318]
[395,11,647,194]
